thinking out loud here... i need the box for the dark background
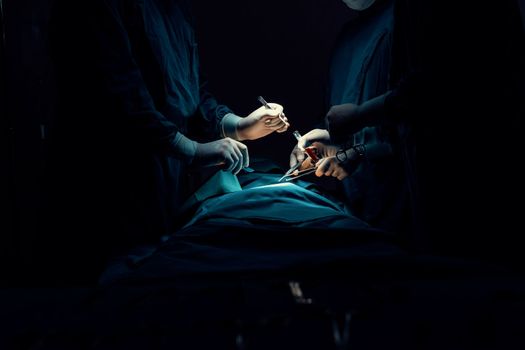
[1,0,524,280]
[191,0,355,161]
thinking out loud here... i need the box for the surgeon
[290,0,408,234]
[45,0,289,281]
[294,0,525,255]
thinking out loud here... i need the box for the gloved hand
[237,103,289,141]
[299,142,351,181]
[325,94,387,144]
[194,138,249,175]
[325,103,362,144]
[289,129,330,167]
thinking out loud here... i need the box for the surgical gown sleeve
[196,74,241,140]
[86,0,194,160]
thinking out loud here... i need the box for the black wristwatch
[352,144,366,157]
[336,149,348,163]
[336,144,366,163]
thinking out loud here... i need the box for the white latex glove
[194,138,249,175]
[289,129,330,167]
[236,103,289,141]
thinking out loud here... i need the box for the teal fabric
[180,170,242,214]
[182,172,367,230]
[327,1,409,233]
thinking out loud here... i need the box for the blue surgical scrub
[47,0,234,276]
[327,1,408,233]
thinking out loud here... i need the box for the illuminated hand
[237,103,289,141]
[298,142,349,181]
[194,138,249,175]
[289,129,330,168]
[314,157,349,181]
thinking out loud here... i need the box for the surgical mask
[342,0,376,11]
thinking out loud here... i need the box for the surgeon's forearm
[383,70,430,124]
[337,142,393,165]
[356,92,391,127]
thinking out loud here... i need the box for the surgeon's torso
[125,0,201,125]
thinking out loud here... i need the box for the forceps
[278,157,303,182]
[278,130,318,182]
[278,166,317,182]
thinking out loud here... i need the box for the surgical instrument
[280,167,317,182]
[278,162,303,183]
[257,96,288,125]
[291,130,320,163]
[277,130,319,182]
[293,130,302,142]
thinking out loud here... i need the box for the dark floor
[2,256,525,350]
